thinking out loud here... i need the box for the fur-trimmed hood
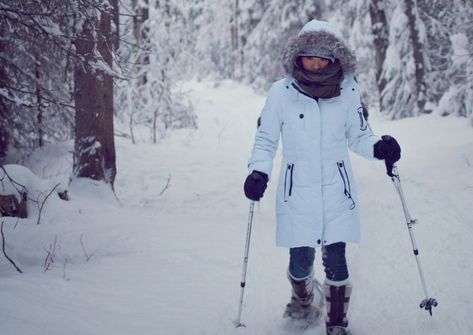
[282,20,357,76]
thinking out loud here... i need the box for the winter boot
[284,270,324,322]
[324,279,352,335]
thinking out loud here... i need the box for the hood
[282,19,357,76]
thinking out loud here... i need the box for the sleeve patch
[357,106,368,131]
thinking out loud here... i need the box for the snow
[450,33,468,56]
[1,80,473,335]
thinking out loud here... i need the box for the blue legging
[289,242,348,281]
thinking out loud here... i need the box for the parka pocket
[336,160,356,210]
[284,163,294,202]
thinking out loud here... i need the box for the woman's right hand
[244,171,269,201]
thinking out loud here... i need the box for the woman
[244,19,401,335]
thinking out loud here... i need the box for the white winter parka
[248,20,380,248]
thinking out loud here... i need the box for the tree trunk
[369,0,389,94]
[132,0,149,86]
[35,57,43,148]
[0,28,9,161]
[73,8,116,186]
[110,0,120,51]
[404,0,427,114]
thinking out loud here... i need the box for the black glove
[374,135,401,177]
[244,170,269,201]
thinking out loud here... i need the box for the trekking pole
[389,165,438,316]
[235,200,256,328]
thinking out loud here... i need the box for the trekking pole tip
[420,298,438,316]
[234,321,246,328]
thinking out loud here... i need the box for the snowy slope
[0,80,472,335]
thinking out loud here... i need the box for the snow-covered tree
[422,0,473,121]
[367,0,472,121]
[417,0,454,104]
[404,0,428,114]
[0,1,75,157]
[2,0,473,164]
[0,1,118,184]
[115,0,196,144]
[190,0,235,80]
[377,0,429,118]
[369,0,389,98]
[238,0,269,74]
[73,2,116,186]
[437,32,473,120]
[325,0,379,110]
[242,0,325,90]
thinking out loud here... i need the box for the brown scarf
[293,60,343,99]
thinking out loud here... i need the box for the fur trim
[282,30,357,76]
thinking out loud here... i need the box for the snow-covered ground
[1,80,472,335]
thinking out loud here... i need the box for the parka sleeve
[247,84,282,179]
[345,79,380,159]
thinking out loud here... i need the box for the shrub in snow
[0,194,27,218]
[0,164,66,219]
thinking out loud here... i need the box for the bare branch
[159,174,172,196]
[43,235,57,272]
[0,166,28,195]
[0,82,76,110]
[0,4,70,17]
[62,257,69,281]
[13,217,20,229]
[1,220,23,273]
[80,234,93,262]
[36,183,60,225]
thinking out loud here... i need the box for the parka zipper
[284,163,294,202]
[337,160,356,210]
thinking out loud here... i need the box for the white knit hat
[298,19,338,36]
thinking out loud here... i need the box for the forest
[1,0,472,184]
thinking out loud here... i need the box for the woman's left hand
[374,135,401,176]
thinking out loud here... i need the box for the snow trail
[1,80,472,335]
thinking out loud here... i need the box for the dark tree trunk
[0,99,8,162]
[35,57,43,148]
[110,0,120,51]
[131,0,149,87]
[0,24,10,161]
[369,0,389,94]
[73,8,116,186]
[404,0,427,114]
[132,0,149,86]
